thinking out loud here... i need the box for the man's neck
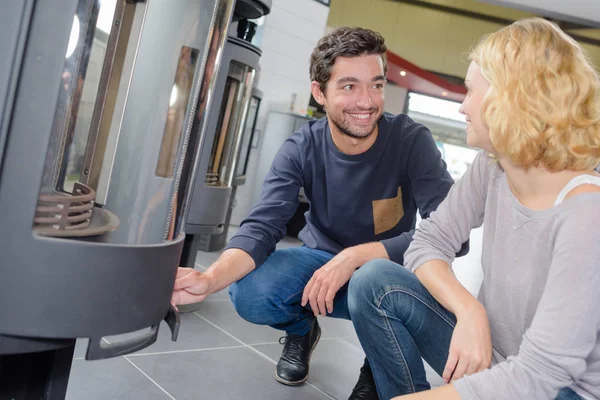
[328,119,379,155]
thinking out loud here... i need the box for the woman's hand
[443,303,492,382]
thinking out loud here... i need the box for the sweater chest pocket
[372,187,404,235]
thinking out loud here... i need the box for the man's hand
[301,242,388,316]
[442,303,492,382]
[171,267,215,308]
[170,249,256,310]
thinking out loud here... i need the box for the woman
[348,18,600,400]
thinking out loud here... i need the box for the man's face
[312,54,386,139]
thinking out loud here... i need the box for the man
[172,26,464,400]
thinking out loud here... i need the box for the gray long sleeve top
[404,151,600,400]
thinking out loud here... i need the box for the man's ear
[310,81,326,105]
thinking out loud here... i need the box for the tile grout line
[191,312,252,347]
[193,312,336,400]
[102,336,178,399]
[248,336,346,347]
[124,356,177,400]
[127,344,247,357]
[76,336,360,358]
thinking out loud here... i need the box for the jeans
[228,246,351,336]
[347,258,583,400]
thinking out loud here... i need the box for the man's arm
[172,135,305,306]
[224,135,305,267]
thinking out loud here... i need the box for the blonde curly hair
[470,18,600,171]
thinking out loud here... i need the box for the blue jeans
[347,259,583,400]
[228,246,351,336]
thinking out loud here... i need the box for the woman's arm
[393,384,462,400]
[448,207,600,400]
[403,152,494,382]
[415,261,492,382]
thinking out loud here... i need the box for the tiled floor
[65,227,483,400]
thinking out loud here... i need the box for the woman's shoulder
[562,174,600,201]
[554,190,600,241]
[468,151,505,186]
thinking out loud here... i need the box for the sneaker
[348,359,379,400]
[274,318,321,385]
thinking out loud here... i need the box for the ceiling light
[400,70,407,76]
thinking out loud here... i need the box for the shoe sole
[273,328,322,386]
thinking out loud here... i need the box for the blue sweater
[226,113,455,266]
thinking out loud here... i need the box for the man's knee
[229,266,292,326]
[228,247,322,326]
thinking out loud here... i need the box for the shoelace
[279,335,305,360]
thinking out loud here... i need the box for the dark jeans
[228,246,351,336]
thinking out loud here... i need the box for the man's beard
[329,109,379,139]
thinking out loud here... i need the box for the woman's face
[460,62,494,153]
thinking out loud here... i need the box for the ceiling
[477,0,600,27]
[327,0,600,79]
[386,51,466,102]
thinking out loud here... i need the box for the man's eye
[343,84,353,90]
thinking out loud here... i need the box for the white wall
[256,0,330,118]
[230,0,330,226]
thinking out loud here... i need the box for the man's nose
[356,88,373,108]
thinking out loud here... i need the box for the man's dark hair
[309,26,388,92]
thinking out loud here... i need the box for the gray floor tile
[73,338,89,359]
[253,338,365,400]
[196,300,283,345]
[316,316,355,339]
[197,300,350,346]
[129,346,333,400]
[340,334,362,350]
[66,357,172,400]
[316,317,363,352]
[102,312,240,356]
